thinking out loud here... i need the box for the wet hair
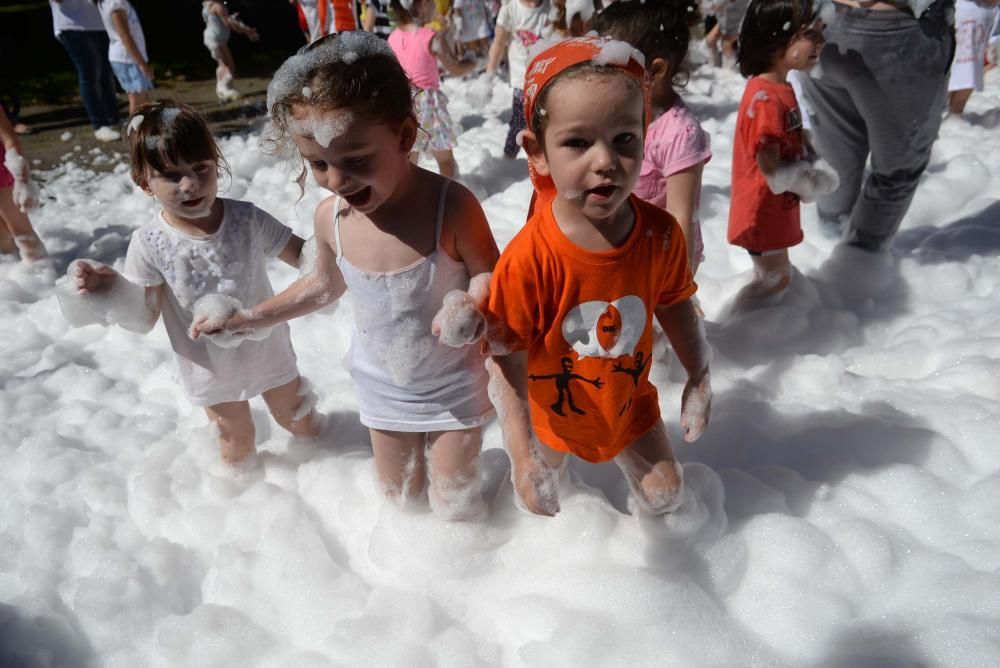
[125,101,229,188]
[527,63,643,144]
[737,0,815,77]
[592,0,700,88]
[263,31,415,187]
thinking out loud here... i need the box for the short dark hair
[593,0,701,85]
[738,0,815,77]
[125,102,229,187]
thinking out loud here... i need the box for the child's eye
[563,138,589,150]
[344,155,368,167]
[194,163,213,173]
[309,160,328,171]
[615,133,636,146]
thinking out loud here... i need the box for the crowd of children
[14,0,969,522]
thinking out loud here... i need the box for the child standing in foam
[727,0,836,310]
[194,33,500,521]
[481,0,551,158]
[595,0,712,275]
[201,0,260,101]
[949,0,1000,115]
[65,102,321,467]
[451,0,492,57]
[94,0,154,115]
[485,36,713,517]
[0,107,47,263]
[389,0,473,178]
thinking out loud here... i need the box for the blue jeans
[57,30,120,129]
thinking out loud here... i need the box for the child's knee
[429,470,486,521]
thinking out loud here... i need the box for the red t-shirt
[485,196,697,463]
[728,76,806,252]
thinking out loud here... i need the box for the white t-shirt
[98,0,148,64]
[123,199,299,407]
[496,0,551,89]
[49,0,104,35]
[949,0,1000,92]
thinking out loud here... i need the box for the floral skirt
[414,87,458,153]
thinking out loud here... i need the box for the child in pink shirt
[388,0,473,178]
[595,0,711,274]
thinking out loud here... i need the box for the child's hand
[766,159,839,203]
[189,294,271,348]
[432,289,486,347]
[70,259,118,294]
[139,62,154,81]
[679,372,711,443]
[12,179,41,212]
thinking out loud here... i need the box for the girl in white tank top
[196,34,501,520]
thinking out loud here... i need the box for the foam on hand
[765,159,840,203]
[3,148,41,212]
[188,294,272,348]
[57,260,155,332]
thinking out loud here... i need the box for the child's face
[143,158,219,221]
[528,74,645,225]
[291,107,415,214]
[779,20,825,72]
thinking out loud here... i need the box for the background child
[451,0,492,57]
[361,0,394,39]
[389,0,474,178]
[0,107,46,263]
[94,0,154,115]
[197,33,500,520]
[202,0,260,102]
[948,0,1000,116]
[595,0,712,275]
[67,102,320,466]
[485,36,713,518]
[728,0,835,309]
[481,0,551,159]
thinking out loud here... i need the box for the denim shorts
[110,61,153,93]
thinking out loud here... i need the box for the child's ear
[399,116,418,153]
[520,130,550,177]
[137,178,152,195]
[650,57,673,86]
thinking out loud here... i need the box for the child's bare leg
[948,89,973,116]
[205,400,256,464]
[0,187,46,261]
[511,438,565,516]
[705,24,721,68]
[721,34,738,70]
[371,429,428,505]
[261,376,321,438]
[432,150,458,178]
[0,222,15,254]
[738,250,792,299]
[426,427,485,521]
[218,44,236,80]
[127,92,151,116]
[615,421,684,515]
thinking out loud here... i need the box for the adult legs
[614,421,684,515]
[57,30,119,129]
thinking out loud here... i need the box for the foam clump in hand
[766,159,840,203]
[432,273,490,348]
[188,294,272,348]
[57,260,151,332]
[3,148,41,212]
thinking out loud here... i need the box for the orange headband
[522,35,652,201]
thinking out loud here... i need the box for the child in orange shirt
[484,36,713,517]
[728,0,836,307]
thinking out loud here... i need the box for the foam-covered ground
[2,64,999,667]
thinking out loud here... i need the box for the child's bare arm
[655,299,712,442]
[68,260,162,333]
[276,233,305,268]
[214,2,259,40]
[433,34,474,76]
[485,25,510,75]
[664,164,705,269]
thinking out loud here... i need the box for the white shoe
[94,126,121,142]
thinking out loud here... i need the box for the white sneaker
[94,126,121,142]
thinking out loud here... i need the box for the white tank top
[334,180,494,432]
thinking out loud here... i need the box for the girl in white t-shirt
[949,0,1000,115]
[66,102,321,466]
[94,0,153,114]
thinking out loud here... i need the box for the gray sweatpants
[802,2,955,250]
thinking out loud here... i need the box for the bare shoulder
[442,178,488,232]
[313,196,346,254]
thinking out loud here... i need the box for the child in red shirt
[484,36,713,518]
[728,0,837,307]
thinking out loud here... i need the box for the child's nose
[591,143,616,174]
[324,168,351,192]
[179,174,199,192]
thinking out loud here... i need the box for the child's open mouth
[343,187,372,208]
[587,185,617,201]
[183,197,205,207]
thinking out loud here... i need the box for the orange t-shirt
[318,0,358,34]
[728,76,805,252]
[485,195,697,463]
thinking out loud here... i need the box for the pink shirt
[634,98,712,259]
[388,27,440,90]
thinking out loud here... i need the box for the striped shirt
[364,0,393,38]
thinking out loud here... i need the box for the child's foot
[14,122,33,136]
[14,234,47,263]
